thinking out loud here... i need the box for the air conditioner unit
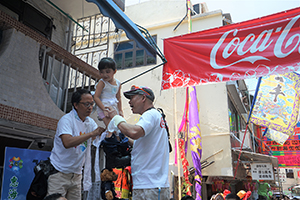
[192,3,200,15]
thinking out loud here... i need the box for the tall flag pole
[187,0,192,33]
[189,86,202,200]
[187,1,203,199]
[173,1,192,193]
[234,77,262,179]
[177,88,192,197]
[174,88,182,199]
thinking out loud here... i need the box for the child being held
[94,57,123,138]
[93,58,131,170]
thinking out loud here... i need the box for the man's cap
[123,85,155,102]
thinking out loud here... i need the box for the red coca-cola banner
[162,7,300,90]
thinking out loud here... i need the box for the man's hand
[103,108,109,118]
[106,106,118,118]
[61,126,105,148]
[91,127,105,139]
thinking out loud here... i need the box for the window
[0,0,53,39]
[228,98,247,134]
[114,36,157,69]
[228,99,240,135]
[286,169,294,178]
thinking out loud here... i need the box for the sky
[126,0,300,92]
[126,0,300,23]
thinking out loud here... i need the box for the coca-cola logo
[210,14,300,69]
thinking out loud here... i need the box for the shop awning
[86,0,157,57]
[232,149,278,168]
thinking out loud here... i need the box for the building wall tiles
[0,103,58,130]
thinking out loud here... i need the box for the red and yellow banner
[162,7,300,90]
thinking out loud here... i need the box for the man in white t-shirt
[47,89,105,200]
[106,85,170,200]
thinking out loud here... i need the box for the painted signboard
[1,147,50,200]
[251,163,274,180]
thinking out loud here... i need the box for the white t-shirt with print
[132,108,170,189]
[50,109,98,174]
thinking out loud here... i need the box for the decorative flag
[178,138,192,196]
[175,87,192,196]
[250,72,300,136]
[188,86,202,200]
[162,7,300,90]
[263,128,289,145]
[175,88,189,165]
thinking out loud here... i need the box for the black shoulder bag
[154,107,173,153]
[26,158,51,200]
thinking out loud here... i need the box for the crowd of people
[210,187,276,200]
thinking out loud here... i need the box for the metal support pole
[40,45,47,77]
[88,74,92,91]
[63,64,72,112]
[81,71,86,89]
[74,68,78,92]
[48,55,56,93]
[56,59,64,106]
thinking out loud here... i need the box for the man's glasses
[79,102,95,107]
[131,85,150,96]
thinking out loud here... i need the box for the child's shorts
[97,108,106,119]
[96,104,118,120]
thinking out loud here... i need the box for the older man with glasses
[47,89,105,200]
[106,85,170,200]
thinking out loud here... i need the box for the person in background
[267,190,273,200]
[257,180,271,200]
[225,193,241,200]
[182,195,195,200]
[47,89,105,200]
[106,85,170,200]
[210,193,224,200]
